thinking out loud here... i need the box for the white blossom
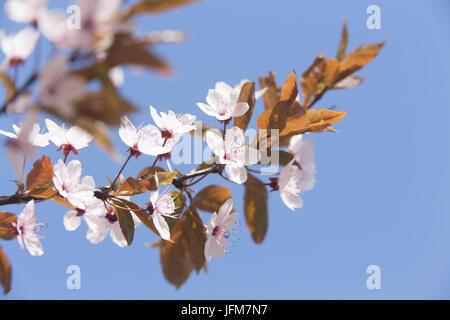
[53,159,94,210]
[39,57,86,118]
[118,116,171,157]
[148,176,176,240]
[288,134,316,191]
[4,0,47,25]
[15,200,44,256]
[150,105,196,138]
[45,118,92,156]
[277,159,303,210]
[206,127,259,184]
[0,27,39,70]
[197,81,249,121]
[204,198,237,261]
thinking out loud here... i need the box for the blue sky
[1,0,450,299]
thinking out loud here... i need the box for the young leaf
[258,71,279,110]
[0,247,11,295]
[26,155,53,191]
[301,58,339,108]
[111,200,135,246]
[306,109,347,132]
[234,81,256,131]
[193,185,231,213]
[124,0,201,19]
[336,20,349,61]
[257,70,298,131]
[337,41,385,82]
[0,212,17,241]
[244,174,268,244]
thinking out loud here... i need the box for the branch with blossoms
[0,0,385,294]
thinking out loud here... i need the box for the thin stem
[184,172,209,187]
[108,153,132,192]
[0,72,38,113]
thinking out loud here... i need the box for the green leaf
[112,200,135,246]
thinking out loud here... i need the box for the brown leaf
[234,81,255,131]
[0,212,17,241]
[193,185,231,213]
[180,207,206,273]
[0,247,11,295]
[257,70,298,131]
[306,109,347,132]
[159,219,194,289]
[27,186,76,209]
[105,33,171,75]
[244,174,268,243]
[120,198,161,237]
[337,41,385,82]
[0,72,16,102]
[113,177,147,196]
[26,155,53,191]
[74,92,137,126]
[336,20,349,61]
[258,71,279,110]
[301,58,340,108]
[124,0,201,19]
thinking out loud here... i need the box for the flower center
[268,177,279,191]
[75,208,86,217]
[212,225,221,237]
[56,144,79,158]
[128,145,142,158]
[104,207,118,224]
[161,130,173,140]
[9,57,24,67]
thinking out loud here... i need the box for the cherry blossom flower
[271,159,303,211]
[206,127,260,184]
[84,205,141,247]
[14,200,44,256]
[0,122,50,148]
[0,27,39,70]
[45,119,92,158]
[63,176,105,231]
[39,57,86,118]
[53,159,94,210]
[38,0,122,50]
[0,116,48,176]
[204,198,237,261]
[146,177,176,240]
[4,0,47,25]
[150,105,196,139]
[118,116,172,157]
[197,80,266,122]
[288,134,316,191]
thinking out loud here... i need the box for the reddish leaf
[0,247,11,295]
[0,212,17,241]
[26,155,53,191]
[193,185,231,213]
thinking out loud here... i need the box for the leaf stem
[108,153,133,192]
